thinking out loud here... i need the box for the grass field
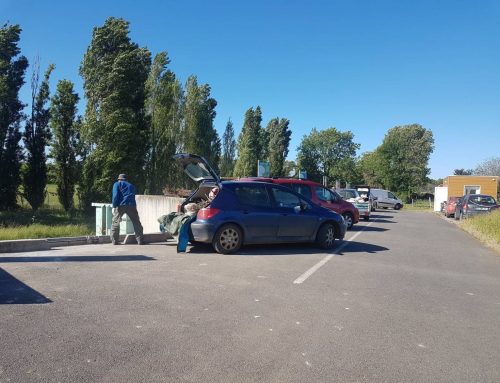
[458,210,500,252]
[1,185,94,240]
[402,199,434,211]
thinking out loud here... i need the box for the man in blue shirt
[111,174,144,245]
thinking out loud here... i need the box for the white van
[370,189,404,210]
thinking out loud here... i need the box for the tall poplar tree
[79,17,151,207]
[22,62,54,212]
[266,117,291,177]
[220,119,236,177]
[50,80,80,211]
[144,52,184,194]
[0,24,28,210]
[183,75,219,170]
[233,106,263,177]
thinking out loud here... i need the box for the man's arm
[112,182,120,208]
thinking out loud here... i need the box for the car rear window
[469,195,496,205]
[234,186,271,208]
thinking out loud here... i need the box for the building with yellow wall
[443,175,499,198]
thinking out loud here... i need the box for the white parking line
[293,220,375,284]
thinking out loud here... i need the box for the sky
[2,0,499,179]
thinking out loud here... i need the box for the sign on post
[258,161,270,177]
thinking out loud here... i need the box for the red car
[240,177,360,229]
[444,196,461,218]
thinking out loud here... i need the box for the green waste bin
[91,203,134,236]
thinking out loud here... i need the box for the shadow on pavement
[0,255,155,263]
[0,268,52,304]
[350,225,389,232]
[188,240,390,256]
[189,242,325,256]
[371,213,395,219]
[370,219,397,224]
[338,241,389,254]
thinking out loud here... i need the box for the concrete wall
[136,195,184,233]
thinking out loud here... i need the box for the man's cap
[118,174,127,180]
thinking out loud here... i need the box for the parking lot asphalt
[1,210,500,383]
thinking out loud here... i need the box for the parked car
[336,188,370,221]
[239,177,359,229]
[370,188,404,210]
[454,194,499,220]
[443,196,461,218]
[173,153,347,254]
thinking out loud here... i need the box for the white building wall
[433,186,448,212]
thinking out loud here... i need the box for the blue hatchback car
[174,153,347,254]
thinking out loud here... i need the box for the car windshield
[344,190,357,199]
[469,195,496,205]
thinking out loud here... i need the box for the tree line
[1,18,444,215]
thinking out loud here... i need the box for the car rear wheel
[213,224,243,254]
[316,223,336,250]
[342,212,354,229]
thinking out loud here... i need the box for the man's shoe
[112,239,120,245]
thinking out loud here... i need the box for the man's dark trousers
[111,206,144,244]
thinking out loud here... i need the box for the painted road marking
[293,220,375,284]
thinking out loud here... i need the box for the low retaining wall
[0,232,169,254]
[136,195,184,234]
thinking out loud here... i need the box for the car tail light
[463,204,468,211]
[197,208,221,220]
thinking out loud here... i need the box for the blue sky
[3,0,499,179]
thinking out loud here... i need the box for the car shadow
[188,241,389,256]
[188,242,327,256]
[0,255,155,263]
[371,213,395,219]
[337,241,389,255]
[370,219,397,224]
[0,268,52,304]
[350,225,388,232]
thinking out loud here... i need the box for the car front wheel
[212,224,243,254]
[394,203,402,210]
[342,212,354,229]
[316,223,336,250]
